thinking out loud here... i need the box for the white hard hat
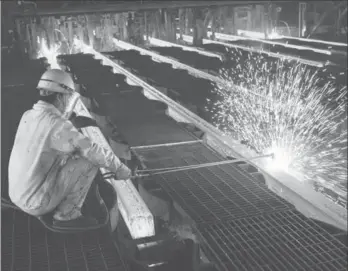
[37,69,75,94]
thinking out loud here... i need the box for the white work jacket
[8,101,122,211]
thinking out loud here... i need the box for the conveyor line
[77,45,346,230]
[1,209,128,271]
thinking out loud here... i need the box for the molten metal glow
[237,29,267,39]
[37,37,80,119]
[267,30,282,40]
[37,38,61,69]
[209,52,347,194]
[237,29,282,40]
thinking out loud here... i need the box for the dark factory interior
[1,1,347,271]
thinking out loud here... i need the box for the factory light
[37,38,61,69]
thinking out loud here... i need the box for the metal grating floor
[134,142,293,224]
[134,142,348,271]
[198,210,348,271]
[1,209,128,271]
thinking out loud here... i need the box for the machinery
[2,2,347,271]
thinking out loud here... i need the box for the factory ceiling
[12,1,290,17]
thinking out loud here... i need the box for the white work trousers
[23,157,98,220]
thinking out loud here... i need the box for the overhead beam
[13,1,291,18]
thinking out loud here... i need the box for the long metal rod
[135,153,274,175]
[102,153,274,180]
[131,139,203,150]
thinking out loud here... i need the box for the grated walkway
[132,142,348,271]
[1,209,128,271]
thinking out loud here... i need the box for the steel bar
[74,98,155,240]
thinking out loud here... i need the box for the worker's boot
[53,215,98,228]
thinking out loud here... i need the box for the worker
[8,69,131,228]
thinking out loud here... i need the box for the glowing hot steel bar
[75,101,155,239]
[175,34,325,67]
[40,39,155,240]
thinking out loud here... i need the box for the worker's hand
[115,163,132,180]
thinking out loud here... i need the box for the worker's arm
[49,118,130,177]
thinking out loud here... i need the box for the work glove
[115,163,132,180]
[69,112,98,129]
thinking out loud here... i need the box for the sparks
[37,37,61,69]
[209,51,347,195]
